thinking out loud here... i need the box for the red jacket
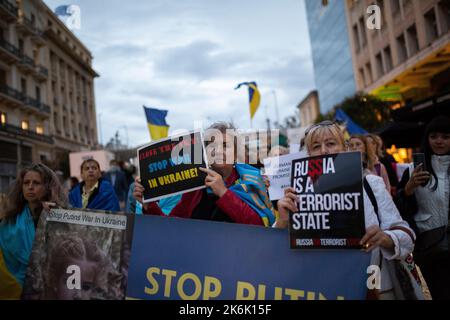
[143,168,264,226]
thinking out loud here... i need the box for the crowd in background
[1,115,449,300]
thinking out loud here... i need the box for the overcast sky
[43,0,315,147]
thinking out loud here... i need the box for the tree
[315,92,392,132]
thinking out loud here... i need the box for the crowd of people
[0,116,449,300]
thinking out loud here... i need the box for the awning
[375,121,425,148]
[392,90,450,123]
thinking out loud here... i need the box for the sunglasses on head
[304,121,339,138]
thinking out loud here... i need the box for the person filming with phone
[396,115,450,300]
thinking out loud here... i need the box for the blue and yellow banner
[126,215,371,300]
[143,106,170,141]
[235,82,261,120]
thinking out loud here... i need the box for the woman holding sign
[133,122,275,227]
[0,163,67,299]
[396,116,450,300]
[275,121,416,300]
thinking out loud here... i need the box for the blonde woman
[275,121,416,300]
[366,134,393,194]
[349,135,390,193]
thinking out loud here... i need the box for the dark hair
[80,159,101,173]
[421,116,450,191]
[1,163,68,222]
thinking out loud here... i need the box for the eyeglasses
[304,121,339,138]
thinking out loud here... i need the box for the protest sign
[289,152,365,249]
[263,152,307,201]
[126,215,371,300]
[22,209,134,300]
[138,130,208,203]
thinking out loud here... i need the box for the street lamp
[272,90,280,127]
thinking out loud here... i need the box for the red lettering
[308,159,323,182]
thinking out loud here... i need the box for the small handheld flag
[143,106,169,141]
[235,82,261,120]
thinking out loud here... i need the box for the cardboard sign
[289,152,365,249]
[126,215,371,300]
[263,152,307,201]
[137,130,208,203]
[22,209,134,300]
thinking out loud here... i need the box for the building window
[1,112,6,125]
[424,8,439,43]
[392,0,401,16]
[438,0,450,33]
[21,120,29,130]
[358,17,367,48]
[375,52,384,78]
[18,39,24,55]
[397,34,408,64]
[353,24,360,53]
[365,63,373,85]
[376,0,386,26]
[383,46,393,72]
[407,24,419,56]
[36,125,44,135]
[21,78,27,95]
[359,68,366,87]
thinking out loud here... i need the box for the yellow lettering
[203,276,222,300]
[257,284,266,300]
[162,269,177,298]
[236,281,255,300]
[285,288,305,300]
[274,287,283,300]
[144,267,160,295]
[177,273,202,300]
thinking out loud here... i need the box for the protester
[133,122,275,226]
[68,177,79,192]
[348,134,391,193]
[367,134,397,194]
[275,121,416,299]
[0,163,67,299]
[69,159,120,212]
[43,234,118,300]
[104,160,129,209]
[396,116,450,300]
[268,145,289,158]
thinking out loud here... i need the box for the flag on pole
[335,108,367,140]
[143,106,169,141]
[235,82,261,119]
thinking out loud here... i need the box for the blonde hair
[367,134,384,158]
[304,122,346,154]
[349,135,376,171]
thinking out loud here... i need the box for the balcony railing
[24,97,51,114]
[0,84,24,103]
[36,65,49,78]
[20,54,36,68]
[0,123,53,144]
[0,38,20,59]
[0,0,18,19]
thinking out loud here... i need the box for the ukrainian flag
[235,82,261,119]
[143,106,169,141]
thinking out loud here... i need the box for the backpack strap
[363,177,379,220]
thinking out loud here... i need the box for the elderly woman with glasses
[274,121,416,300]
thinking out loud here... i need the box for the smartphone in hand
[413,153,427,172]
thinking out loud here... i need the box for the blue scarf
[69,179,120,212]
[0,205,36,299]
[229,164,275,227]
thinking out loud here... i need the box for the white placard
[263,151,308,201]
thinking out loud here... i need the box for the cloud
[43,0,315,148]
